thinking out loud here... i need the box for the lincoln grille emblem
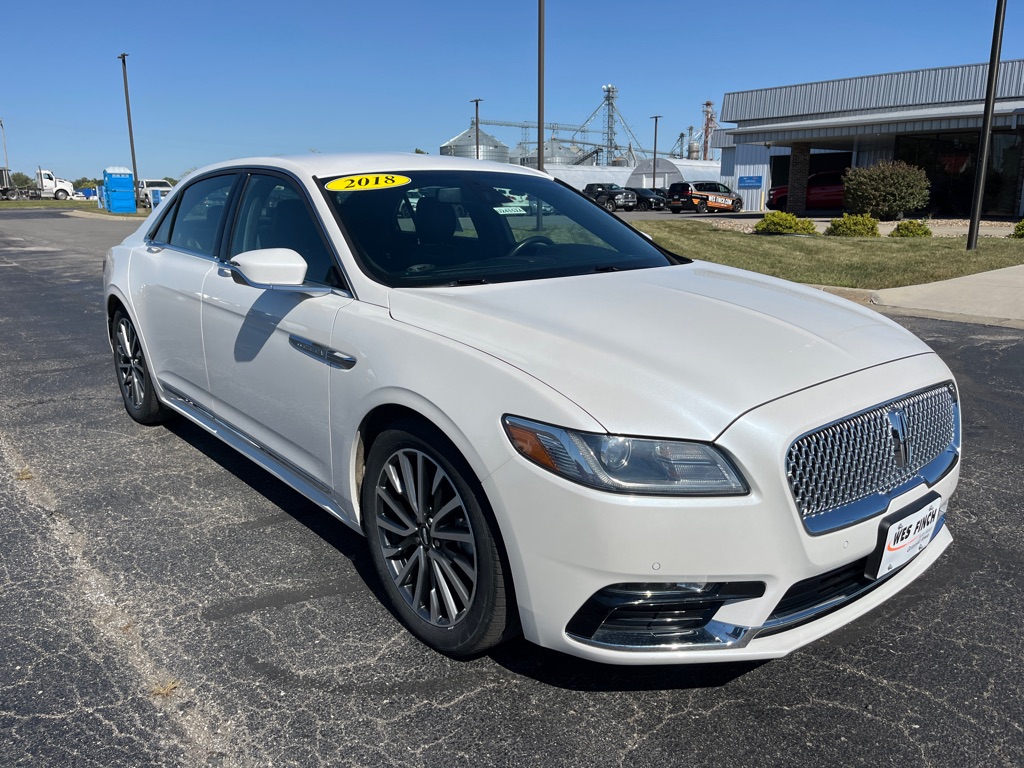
[887,409,913,469]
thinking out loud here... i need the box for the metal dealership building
[716,59,1024,216]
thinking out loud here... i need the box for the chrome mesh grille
[786,384,957,522]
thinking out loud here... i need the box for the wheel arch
[351,397,491,529]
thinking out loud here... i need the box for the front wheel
[111,310,167,425]
[362,425,517,657]
[732,199,743,213]
[54,190,68,201]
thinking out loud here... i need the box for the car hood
[387,263,932,439]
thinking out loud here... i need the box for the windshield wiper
[445,278,489,286]
[593,265,621,273]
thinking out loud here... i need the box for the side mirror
[227,248,330,295]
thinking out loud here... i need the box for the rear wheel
[111,310,167,425]
[636,201,648,212]
[603,199,616,213]
[362,424,516,657]
[696,200,708,213]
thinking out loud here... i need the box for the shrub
[824,213,880,237]
[889,219,932,238]
[754,211,818,235]
[843,161,930,220]
[1011,220,1024,239]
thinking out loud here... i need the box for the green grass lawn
[641,219,1024,290]
[0,199,147,216]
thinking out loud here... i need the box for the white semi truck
[0,168,75,201]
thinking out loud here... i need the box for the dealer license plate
[866,491,943,580]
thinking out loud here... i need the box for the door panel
[202,172,352,487]
[202,275,351,485]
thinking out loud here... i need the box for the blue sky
[4,1,1023,181]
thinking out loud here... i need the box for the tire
[670,208,681,214]
[111,310,167,425]
[362,424,517,657]
[695,200,708,214]
[637,201,649,212]
[5,190,18,201]
[776,197,788,212]
[603,199,616,213]
[732,198,743,213]
[54,190,68,201]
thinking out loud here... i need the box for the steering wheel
[507,235,554,259]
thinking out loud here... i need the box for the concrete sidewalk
[868,263,1024,328]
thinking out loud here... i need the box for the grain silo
[440,126,510,163]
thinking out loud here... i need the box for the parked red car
[766,171,845,211]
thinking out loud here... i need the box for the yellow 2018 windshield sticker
[325,174,411,191]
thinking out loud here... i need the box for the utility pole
[537,0,545,173]
[471,98,483,160]
[967,0,1007,251]
[0,117,9,171]
[118,53,140,205]
[650,115,662,189]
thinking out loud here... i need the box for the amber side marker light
[504,422,560,472]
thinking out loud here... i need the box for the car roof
[180,152,550,185]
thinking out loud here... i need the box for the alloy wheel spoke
[376,488,416,534]
[430,556,460,621]
[430,549,472,606]
[397,452,420,520]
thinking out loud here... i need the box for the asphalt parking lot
[1,210,1022,767]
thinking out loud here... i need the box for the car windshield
[321,170,683,287]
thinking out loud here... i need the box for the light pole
[118,53,140,206]
[650,115,662,190]
[537,0,545,174]
[967,0,1007,251]
[0,117,9,172]
[471,98,483,160]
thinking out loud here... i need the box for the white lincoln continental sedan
[103,153,960,664]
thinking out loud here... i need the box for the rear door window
[165,175,237,257]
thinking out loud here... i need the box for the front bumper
[482,355,959,664]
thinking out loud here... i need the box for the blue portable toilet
[103,166,136,213]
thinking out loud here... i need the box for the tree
[414,148,429,154]
[74,177,102,190]
[843,161,930,220]
[10,172,32,187]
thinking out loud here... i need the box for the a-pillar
[788,144,811,215]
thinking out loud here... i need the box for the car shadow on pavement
[164,417,368,565]
[486,638,765,691]
[165,417,766,690]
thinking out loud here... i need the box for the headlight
[502,416,748,496]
